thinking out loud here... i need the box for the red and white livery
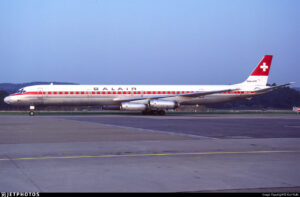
[4,55,294,115]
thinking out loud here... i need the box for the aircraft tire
[158,110,166,115]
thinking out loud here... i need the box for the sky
[0,0,299,85]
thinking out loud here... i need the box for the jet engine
[149,99,178,109]
[121,102,147,111]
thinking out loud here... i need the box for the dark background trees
[208,86,300,109]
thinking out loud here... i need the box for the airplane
[4,55,294,116]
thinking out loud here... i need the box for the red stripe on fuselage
[9,91,256,96]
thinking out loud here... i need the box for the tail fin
[242,55,273,86]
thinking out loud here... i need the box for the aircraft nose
[4,96,12,104]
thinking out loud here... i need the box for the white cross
[260,62,268,72]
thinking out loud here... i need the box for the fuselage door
[37,87,43,99]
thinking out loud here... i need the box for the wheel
[158,110,166,115]
[142,110,152,115]
[150,110,158,115]
[29,111,35,116]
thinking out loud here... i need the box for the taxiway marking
[1,150,300,161]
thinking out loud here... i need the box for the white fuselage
[4,84,264,107]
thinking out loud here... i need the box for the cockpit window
[17,89,26,94]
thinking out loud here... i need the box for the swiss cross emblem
[260,62,268,72]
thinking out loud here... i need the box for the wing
[113,88,239,102]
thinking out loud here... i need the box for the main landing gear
[142,110,166,116]
[29,106,35,116]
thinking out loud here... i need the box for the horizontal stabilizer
[255,82,295,93]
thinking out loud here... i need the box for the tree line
[208,86,300,110]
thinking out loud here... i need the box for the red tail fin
[250,55,273,76]
[240,55,274,86]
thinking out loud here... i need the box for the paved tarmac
[0,114,300,192]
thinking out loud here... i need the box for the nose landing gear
[29,106,35,116]
[142,110,166,116]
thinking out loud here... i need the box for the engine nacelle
[149,99,178,109]
[121,102,147,111]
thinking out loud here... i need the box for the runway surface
[0,113,300,192]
